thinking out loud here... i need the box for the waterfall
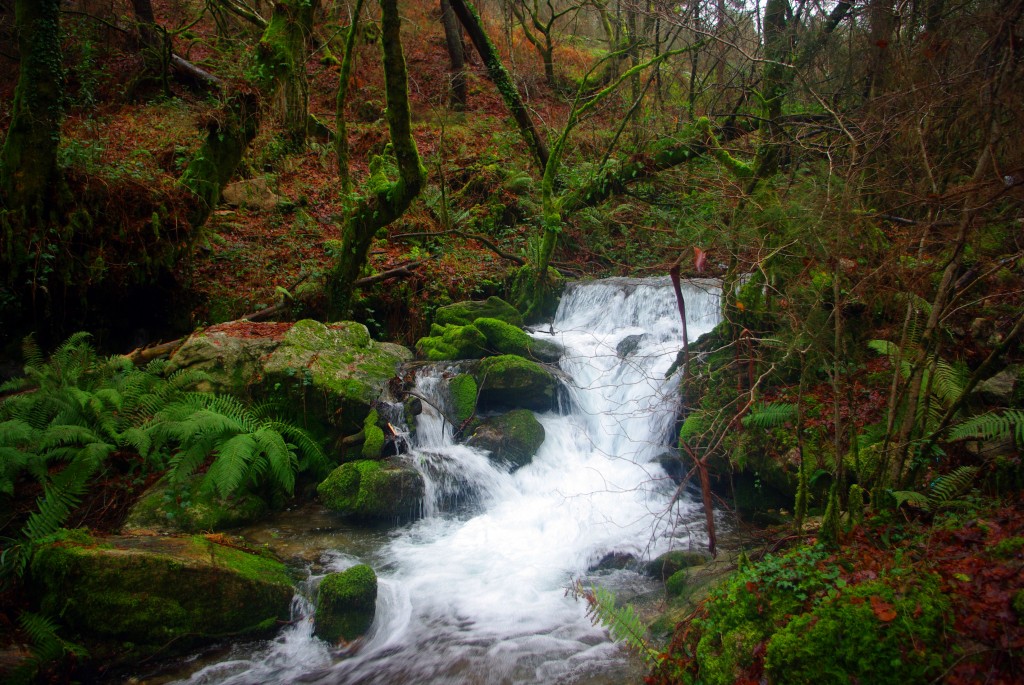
[173,277,722,685]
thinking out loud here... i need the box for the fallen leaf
[870,595,897,622]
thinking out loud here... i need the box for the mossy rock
[317,458,424,522]
[361,409,386,459]
[476,355,557,411]
[449,373,478,424]
[167,320,411,438]
[315,564,378,644]
[122,476,268,534]
[415,322,487,361]
[466,409,546,470]
[645,550,711,581]
[434,296,523,327]
[28,530,293,661]
[262,320,412,435]
[474,317,563,363]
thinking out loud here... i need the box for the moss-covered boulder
[262,320,412,435]
[28,530,293,661]
[477,355,557,411]
[645,549,711,581]
[416,322,487,360]
[474,317,564,362]
[317,458,424,521]
[360,408,386,459]
[315,564,377,644]
[168,320,412,439]
[466,409,545,470]
[122,476,268,534]
[434,296,523,327]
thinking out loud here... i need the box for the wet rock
[122,476,268,534]
[434,296,523,327]
[645,550,711,580]
[416,322,487,360]
[616,334,644,358]
[317,458,424,522]
[28,530,293,661]
[466,409,546,471]
[315,564,378,644]
[476,355,557,411]
[590,551,637,572]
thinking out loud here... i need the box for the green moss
[466,409,545,470]
[317,459,424,521]
[361,409,385,459]
[477,354,557,411]
[415,323,487,360]
[123,476,268,534]
[665,569,689,597]
[315,564,378,643]
[764,575,950,684]
[27,533,293,660]
[449,373,478,424]
[434,297,524,327]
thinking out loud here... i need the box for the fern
[573,581,659,665]
[890,466,979,513]
[742,402,796,429]
[949,410,1024,444]
[10,611,88,684]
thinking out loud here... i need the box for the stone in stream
[315,564,378,644]
[122,475,268,534]
[317,458,425,521]
[475,354,558,412]
[433,296,523,327]
[27,529,294,662]
[465,409,546,471]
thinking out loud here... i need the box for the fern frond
[582,584,659,665]
[202,434,258,497]
[890,490,930,509]
[931,358,969,409]
[927,466,979,508]
[950,410,1024,444]
[741,402,797,429]
[254,427,296,495]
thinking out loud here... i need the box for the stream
[168,277,722,685]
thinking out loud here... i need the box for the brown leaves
[869,595,897,622]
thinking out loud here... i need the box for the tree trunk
[327,0,426,317]
[440,0,468,110]
[130,0,170,90]
[0,0,64,239]
[254,0,315,148]
[336,0,365,191]
[180,91,261,229]
[447,0,549,171]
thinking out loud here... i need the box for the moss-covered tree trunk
[335,0,365,191]
[0,0,64,242]
[180,91,261,229]
[440,0,468,110]
[448,0,549,171]
[254,0,315,148]
[327,0,426,317]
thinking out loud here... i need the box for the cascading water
[174,277,721,685]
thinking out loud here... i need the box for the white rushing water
[175,277,721,685]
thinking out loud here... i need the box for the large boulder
[476,355,557,411]
[28,530,293,661]
[466,409,545,470]
[122,476,268,534]
[645,549,711,581]
[315,564,378,644]
[434,296,523,327]
[317,458,424,521]
[168,320,412,437]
